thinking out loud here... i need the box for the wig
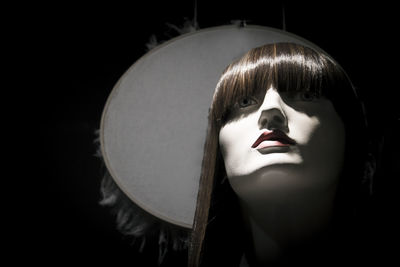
[189,43,375,266]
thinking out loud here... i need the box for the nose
[258,89,288,132]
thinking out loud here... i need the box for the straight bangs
[211,43,350,126]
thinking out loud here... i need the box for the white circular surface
[100,25,321,229]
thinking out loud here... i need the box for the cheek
[218,114,256,156]
[219,118,257,176]
[289,104,346,183]
[305,115,345,165]
[285,100,343,146]
[219,126,238,177]
[218,125,231,159]
[288,115,320,145]
[219,124,243,164]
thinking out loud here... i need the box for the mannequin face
[219,87,345,199]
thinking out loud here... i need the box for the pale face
[219,87,345,200]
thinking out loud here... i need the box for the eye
[280,91,320,103]
[238,96,257,108]
[300,91,316,101]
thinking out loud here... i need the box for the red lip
[251,130,296,149]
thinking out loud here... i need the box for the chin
[245,152,303,175]
[227,153,303,191]
[227,153,303,178]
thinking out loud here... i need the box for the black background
[10,1,399,266]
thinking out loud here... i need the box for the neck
[240,187,337,266]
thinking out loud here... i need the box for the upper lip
[251,130,296,148]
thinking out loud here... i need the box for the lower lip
[253,140,292,150]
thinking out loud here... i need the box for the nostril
[273,115,284,124]
[260,118,268,127]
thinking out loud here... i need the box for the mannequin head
[189,43,370,266]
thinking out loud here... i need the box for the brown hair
[188,43,368,266]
